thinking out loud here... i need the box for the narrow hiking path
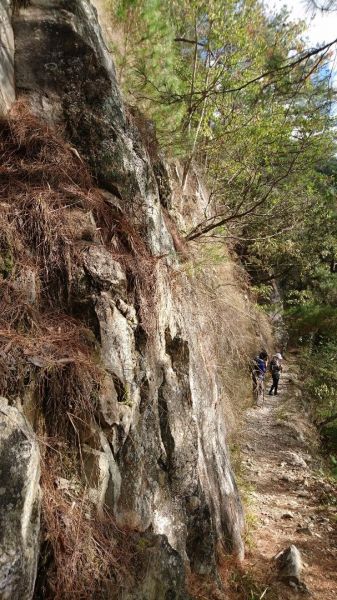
[241,356,337,599]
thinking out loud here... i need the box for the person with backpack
[268,353,283,396]
[252,350,268,405]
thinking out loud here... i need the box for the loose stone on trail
[274,545,307,590]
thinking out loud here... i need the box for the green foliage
[106,0,336,180]
[105,0,337,459]
[295,340,337,463]
[0,251,14,279]
[107,0,185,149]
[251,284,273,304]
[328,447,337,479]
[287,303,337,339]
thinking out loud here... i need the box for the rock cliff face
[0,0,14,114]
[0,1,264,597]
[0,398,41,600]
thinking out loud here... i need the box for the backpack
[270,358,280,374]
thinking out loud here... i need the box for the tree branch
[317,413,337,428]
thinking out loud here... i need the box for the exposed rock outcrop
[0,397,41,600]
[120,533,189,600]
[0,0,15,114]
[12,0,174,257]
[275,545,306,590]
[0,0,262,596]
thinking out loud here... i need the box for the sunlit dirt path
[241,358,337,599]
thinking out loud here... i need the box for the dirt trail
[241,357,337,599]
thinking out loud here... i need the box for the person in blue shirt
[252,350,268,403]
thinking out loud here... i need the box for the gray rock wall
[12,0,174,257]
[0,0,15,115]
[1,0,248,596]
[0,398,41,600]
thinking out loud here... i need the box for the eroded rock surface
[127,534,189,600]
[275,545,303,585]
[4,0,248,596]
[13,0,174,257]
[0,0,15,115]
[0,397,41,600]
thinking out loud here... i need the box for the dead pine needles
[0,102,160,598]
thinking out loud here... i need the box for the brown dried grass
[37,451,136,600]
[188,552,278,600]
[0,103,160,596]
[0,101,157,327]
[173,240,272,435]
[0,310,102,437]
[0,102,101,306]
[116,220,159,335]
[0,102,160,422]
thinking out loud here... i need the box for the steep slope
[0,1,271,598]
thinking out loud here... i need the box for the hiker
[269,353,283,396]
[252,351,268,404]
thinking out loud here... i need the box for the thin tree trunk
[187,18,198,135]
[182,71,210,191]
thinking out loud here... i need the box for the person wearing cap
[268,353,283,396]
